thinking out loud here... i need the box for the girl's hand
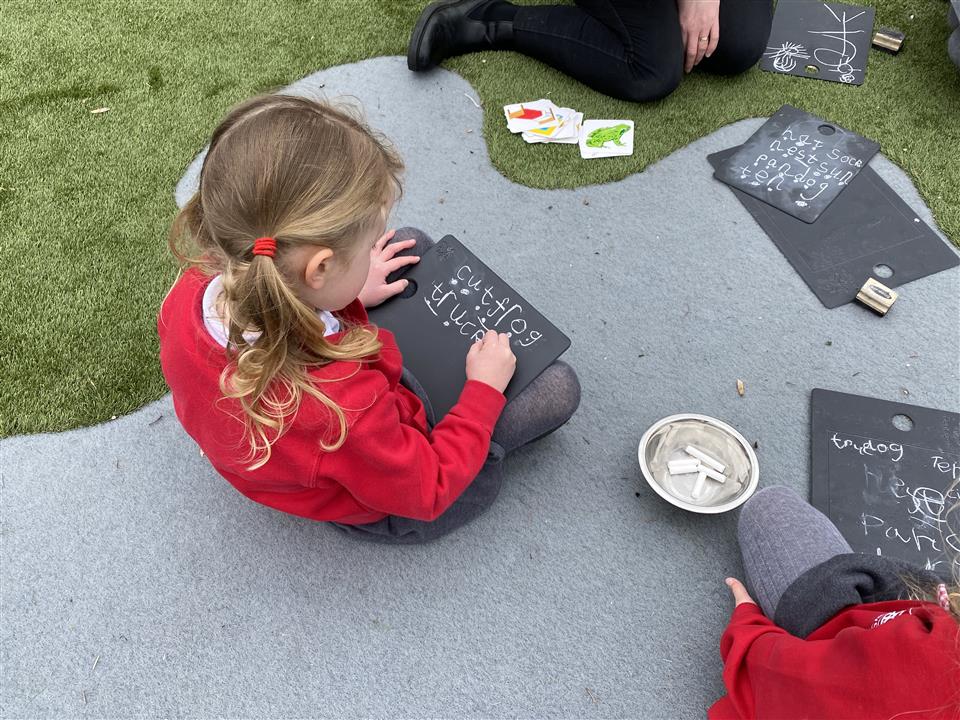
[359,230,420,308]
[725,577,757,607]
[465,330,516,394]
[677,0,720,73]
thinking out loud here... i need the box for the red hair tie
[252,236,277,258]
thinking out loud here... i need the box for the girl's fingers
[381,237,417,258]
[380,278,409,301]
[384,253,420,272]
[375,229,396,251]
[725,577,757,607]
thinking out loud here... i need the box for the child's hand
[465,330,516,394]
[358,230,420,308]
[725,578,757,607]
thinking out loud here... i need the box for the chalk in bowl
[638,414,759,514]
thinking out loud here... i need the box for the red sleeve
[714,602,959,719]
[715,603,790,719]
[317,377,506,521]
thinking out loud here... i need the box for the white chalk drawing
[808,3,866,83]
[832,430,960,569]
[766,3,868,83]
[764,41,810,72]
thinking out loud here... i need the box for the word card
[367,235,571,419]
[714,105,879,223]
[810,389,960,578]
[762,1,875,86]
[708,146,958,308]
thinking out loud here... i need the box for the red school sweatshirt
[158,268,506,525]
[709,600,960,719]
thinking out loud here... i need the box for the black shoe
[407,0,514,71]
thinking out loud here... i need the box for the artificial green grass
[1,0,958,437]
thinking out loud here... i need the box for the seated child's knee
[548,361,581,418]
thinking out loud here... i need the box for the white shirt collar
[202,274,340,349]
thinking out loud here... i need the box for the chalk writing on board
[808,3,868,83]
[832,430,960,571]
[764,41,810,72]
[735,127,866,209]
[831,432,904,461]
[931,455,960,481]
[423,264,543,347]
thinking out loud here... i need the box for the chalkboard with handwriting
[708,146,959,308]
[761,1,875,86]
[714,105,880,223]
[811,389,960,578]
[367,235,570,419]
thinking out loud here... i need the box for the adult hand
[678,0,720,73]
[465,330,517,394]
[358,230,420,308]
[725,577,757,607]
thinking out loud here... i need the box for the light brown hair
[169,94,404,469]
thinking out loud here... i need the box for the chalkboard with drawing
[761,1,875,86]
[367,235,571,420]
[811,389,960,578]
[707,146,959,308]
[714,105,880,223]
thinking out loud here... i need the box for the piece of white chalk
[684,445,725,474]
[691,470,708,500]
[697,464,727,483]
[668,459,700,475]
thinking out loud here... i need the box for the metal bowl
[638,413,759,514]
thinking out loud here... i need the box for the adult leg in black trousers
[408,0,772,102]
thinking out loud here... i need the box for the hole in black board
[873,263,894,278]
[805,64,819,75]
[891,414,914,432]
[398,278,418,299]
[818,124,836,136]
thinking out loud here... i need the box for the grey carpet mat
[3,57,958,719]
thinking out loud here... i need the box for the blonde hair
[169,94,404,469]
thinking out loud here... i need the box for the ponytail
[167,94,401,469]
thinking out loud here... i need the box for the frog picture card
[579,119,635,159]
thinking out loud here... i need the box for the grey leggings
[334,227,581,544]
[737,485,852,617]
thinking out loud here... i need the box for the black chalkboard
[810,389,960,578]
[367,235,571,419]
[762,1,876,86]
[714,105,880,223]
[708,147,960,308]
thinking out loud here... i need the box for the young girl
[159,94,580,543]
[711,486,960,718]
